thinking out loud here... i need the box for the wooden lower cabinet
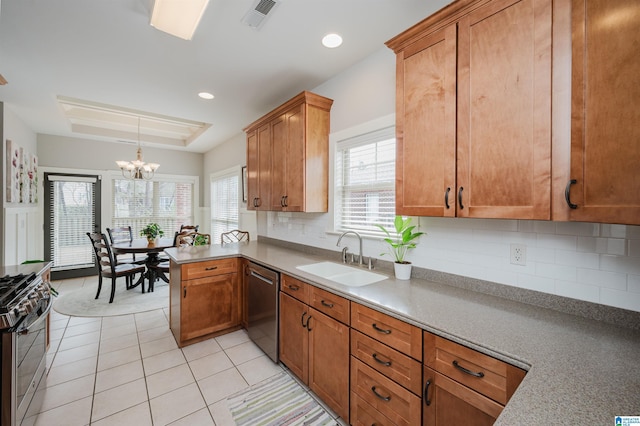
[423,366,503,425]
[169,258,241,347]
[351,358,422,426]
[278,286,350,421]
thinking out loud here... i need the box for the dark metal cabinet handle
[283,195,288,207]
[280,196,285,207]
[301,312,307,327]
[287,284,300,291]
[424,379,432,406]
[204,266,218,271]
[372,353,391,367]
[453,360,485,378]
[372,323,391,334]
[458,186,464,210]
[565,179,578,209]
[320,300,334,308]
[371,386,391,402]
[444,187,451,209]
[305,315,312,331]
[183,286,187,298]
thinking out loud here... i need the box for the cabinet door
[423,366,503,426]
[181,273,238,341]
[278,292,309,383]
[396,24,457,217]
[270,113,287,210]
[457,0,552,219]
[246,122,272,211]
[283,104,305,211]
[308,307,350,421]
[564,0,640,225]
[246,129,259,211]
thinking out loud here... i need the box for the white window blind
[211,172,239,244]
[335,127,396,236]
[47,175,97,271]
[112,178,194,237]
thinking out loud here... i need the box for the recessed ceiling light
[198,92,214,100]
[322,33,343,48]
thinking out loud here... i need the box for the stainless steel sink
[296,261,387,287]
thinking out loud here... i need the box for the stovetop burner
[0,273,36,309]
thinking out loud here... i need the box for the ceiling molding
[57,96,211,147]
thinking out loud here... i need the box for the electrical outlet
[510,244,526,266]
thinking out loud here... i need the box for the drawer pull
[320,300,334,308]
[372,353,392,367]
[453,360,485,378]
[301,312,307,327]
[371,386,391,402]
[287,284,300,291]
[204,266,218,271]
[372,323,391,334]
[423,379,432,406]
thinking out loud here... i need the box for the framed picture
[242,166,248,203]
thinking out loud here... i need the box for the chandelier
[115,118,159,180]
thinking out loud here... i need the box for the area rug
[53,281,169,317]
[227,372,337,426]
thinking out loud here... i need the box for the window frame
[331,115,396,238]
[210,166,242,244]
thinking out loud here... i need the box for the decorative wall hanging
[5,139,38,204]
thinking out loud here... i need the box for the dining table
[111,237,175,291]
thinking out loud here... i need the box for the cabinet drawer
[424,331,526,405]
[350,358,421,426]
[350,392,396,426]
[182,258,237,280]
[280,274,309,303]
[351,329,422,395]
[351,302,422,360]
[309,286,350,324]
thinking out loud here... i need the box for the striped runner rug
[227,372,337,426]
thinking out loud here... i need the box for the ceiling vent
[241,0,280,30]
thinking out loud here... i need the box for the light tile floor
[27,277,346,426]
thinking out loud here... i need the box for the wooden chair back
[106,226,137,263]
[177,232,211,246]
[221,230,250,244]
[179,224,199,233]
[87,232,117,275]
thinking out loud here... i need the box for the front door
[44,173,101,280]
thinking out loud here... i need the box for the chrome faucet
[336,231,363,265]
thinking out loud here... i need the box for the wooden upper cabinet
[457,0,552,219]
[387,0,552,220]
[246,123,271,211]
[556,0,640,225]
[395,24,457,217]
[244,91,333,213]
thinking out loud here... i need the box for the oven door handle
[19,297,53,334]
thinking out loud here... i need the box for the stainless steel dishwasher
[246,261,280,362]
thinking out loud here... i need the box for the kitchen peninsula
[164,240,640,425]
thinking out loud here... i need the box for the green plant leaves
[376,216,425,263]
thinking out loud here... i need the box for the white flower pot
[394,262,412,280]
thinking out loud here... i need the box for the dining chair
[179,224,199,233]
[148,229,200,291]
[221,230,250,244]
[177,232,211,246]
[87,232,146,303]
[106,226,141,265]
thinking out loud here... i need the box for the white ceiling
[0,0,449,153]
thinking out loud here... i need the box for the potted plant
[140,223,164,246]
[376,215,424,280]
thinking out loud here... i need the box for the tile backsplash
[260,212,640,313]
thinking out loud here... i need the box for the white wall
[203,46,640,314]
[2,106,40,266]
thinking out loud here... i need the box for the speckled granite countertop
[165,241,640,424]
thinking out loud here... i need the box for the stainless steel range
[0,270,52,426]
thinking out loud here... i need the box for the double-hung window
[210,168,240,244]
[335,126,396,236]
[112,177,195,237]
